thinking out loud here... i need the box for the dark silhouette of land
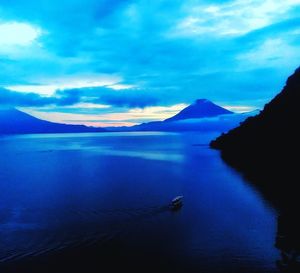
[0,108,106,134]
[210,67,300,272]
[210,67,300,208]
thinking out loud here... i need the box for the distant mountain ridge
[0,108,105,134]
[1,99,251,135]
[164,99,232,122]
[108,99,252,133]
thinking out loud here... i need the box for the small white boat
[170,196,183,210]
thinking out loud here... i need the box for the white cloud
[108,83,136,90]
[0,21,43,59]
[6,74,123,95]
[0,22,41,46]
[236,38,300,68]
[172,0,300,37]
[222,105,257,113]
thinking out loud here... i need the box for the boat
[170,196,183,210]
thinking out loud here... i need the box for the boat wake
[0,204,172,265]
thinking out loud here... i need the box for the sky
[1,0,300,127]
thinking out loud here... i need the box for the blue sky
[1,0,300,126]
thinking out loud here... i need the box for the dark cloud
[99,93,158,108]
[0,88,56,107]
[0,87,84,107]
[0,86,159,108]
[55,89,82,106]
[55,86,159,108]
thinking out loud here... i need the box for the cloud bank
[0,0,300,125]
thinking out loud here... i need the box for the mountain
[109,99,242,132]
[164,99,232,122]
[131,112,254,132]
[210,67,300,209]
[0,108,106,134]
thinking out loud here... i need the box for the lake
[0,132,279,272]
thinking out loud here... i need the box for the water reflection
[220,159,300,273]
[275,211,300,272]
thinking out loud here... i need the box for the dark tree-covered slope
[210,67,300,208]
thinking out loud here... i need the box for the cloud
[55,86,160,108]
[171,0,300,37]
[6,74,121,95]
[236,38,300,69]
[0,22,41,46]
[99,92,158,108]
[0,87,56,107]
[0,0,300,126]
[0,21,43,60]
[0,85,160,109]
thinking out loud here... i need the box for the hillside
[210,67,300,208]
[0,108,105,134]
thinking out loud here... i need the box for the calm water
[0,132,279,272]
